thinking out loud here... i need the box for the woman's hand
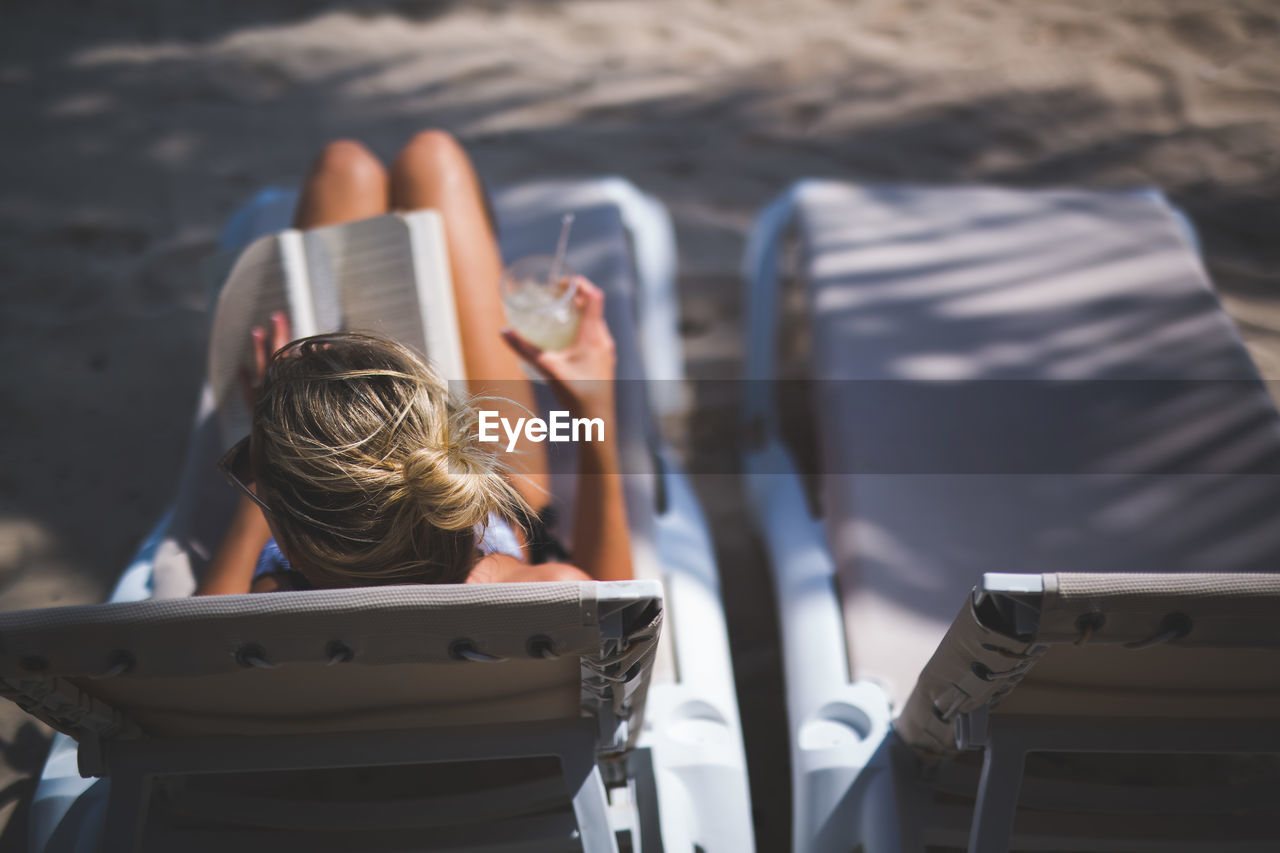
[502,278,616,419]
[238,311,292,409]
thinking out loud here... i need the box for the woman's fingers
[270,311,291,355]
[575,278,605,323]
[564,278,607,350]
[246,311,292,409]
[252,311,292,376]
[501,328,548,372]
[501,327,542,363]
[502,328,575,400]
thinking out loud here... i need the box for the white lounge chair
[8,177,754,852]
[1,581,663,852]
[741,181,1280,852]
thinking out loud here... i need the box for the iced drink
[501,255,581,351]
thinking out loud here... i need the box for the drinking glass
[500,255,581,352]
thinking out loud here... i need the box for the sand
[1,0,1278,847]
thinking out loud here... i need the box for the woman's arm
[569,409,633,582]
[197,311,292,596]
[195,496,273,595]
[503,279,633,582]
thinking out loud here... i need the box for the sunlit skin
[196,131,631,594]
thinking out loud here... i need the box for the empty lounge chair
[742,181,1280,852]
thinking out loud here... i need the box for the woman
[196,130,632,594]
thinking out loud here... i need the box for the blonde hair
[251,332,529,587]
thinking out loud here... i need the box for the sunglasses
[218,436,275,517]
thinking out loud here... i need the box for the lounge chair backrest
[897,571,1280,755]
[0,580,662,769]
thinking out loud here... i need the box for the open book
[207,211,465,447]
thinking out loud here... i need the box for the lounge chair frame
[742,181,897,853]
[492,178,753,851]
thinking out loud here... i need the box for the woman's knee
[307,139,387,191]
[392,129,474,184]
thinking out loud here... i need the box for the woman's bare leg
[293,139,389,229]
[389,130,550,508]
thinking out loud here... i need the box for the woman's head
[250,332,527,587]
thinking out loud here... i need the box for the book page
[302,211,462,383]
[402,211,466,385]
[207,213,462,446]
[304,216,428,356]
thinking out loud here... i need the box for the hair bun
[401,444,495,532]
